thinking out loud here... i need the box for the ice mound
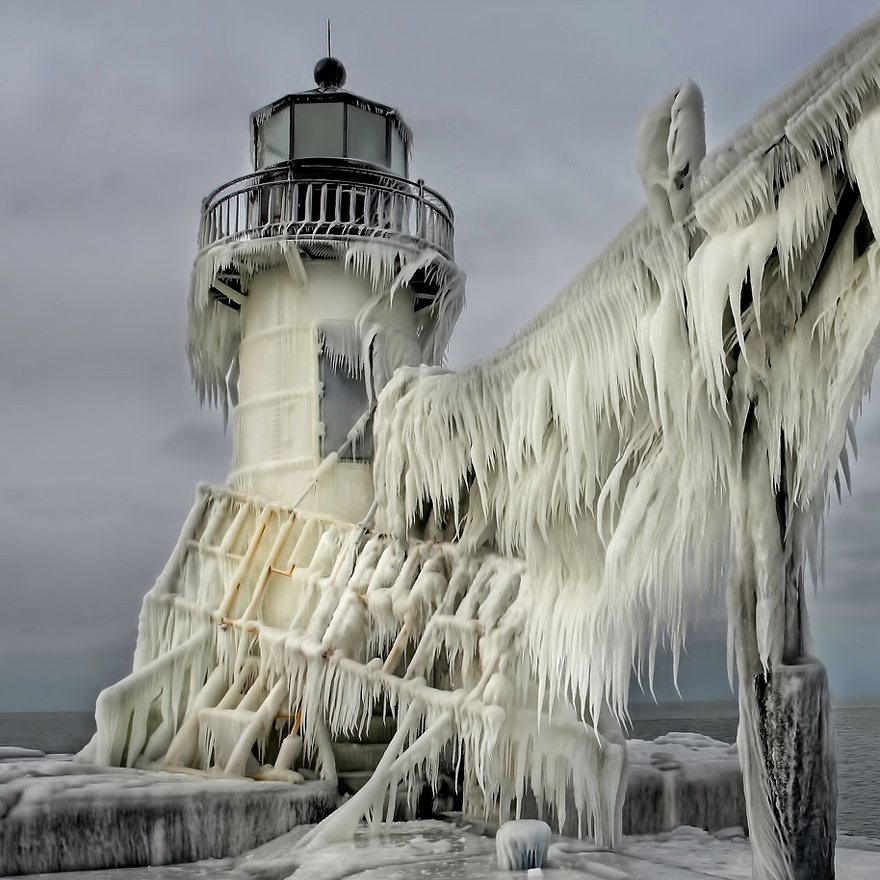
[495,819,551,871]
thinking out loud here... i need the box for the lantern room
[251,56,411,175]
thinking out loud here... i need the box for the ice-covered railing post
[638,75,840,879]
[729,432,837,880]
[632,47,880,880]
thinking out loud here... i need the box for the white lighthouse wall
[231,260,419,522]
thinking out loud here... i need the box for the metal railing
[198,160,455,260]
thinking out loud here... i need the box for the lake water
[1,701,877,836]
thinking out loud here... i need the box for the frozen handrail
[198,160,455,262]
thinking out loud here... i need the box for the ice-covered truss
[368,16,880,879]
[88,485,626,847]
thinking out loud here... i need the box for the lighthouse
[188,54,463,523]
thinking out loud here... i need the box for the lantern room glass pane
[347,106,387,167]
[258,107,290,168]
[390,129,406,175]
[293,102,344,158]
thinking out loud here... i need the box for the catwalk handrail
[198,161,455,260]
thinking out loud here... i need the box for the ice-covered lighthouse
[190,52,462,520]
[90,52,629,843]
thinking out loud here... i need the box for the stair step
[331,742,390,773]
[334,715,397,745]
[337,770,373,793]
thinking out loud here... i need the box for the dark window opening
[319,354,373,461]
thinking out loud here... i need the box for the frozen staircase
[331,713,437,818]
[333,714,396,794]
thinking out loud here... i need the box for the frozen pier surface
[6,818,880,880]
[0,754,338,876]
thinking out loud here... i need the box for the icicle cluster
[187,238,464,413]
[89,485,626,847]
[373,11,880,730]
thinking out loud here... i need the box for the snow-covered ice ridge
[88,483,626,849]
[0,736,740,874]
[0,753,337,876]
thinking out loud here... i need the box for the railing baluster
[198,166,454,257]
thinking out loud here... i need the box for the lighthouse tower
[188,54,462,522]
[88,47,626,838]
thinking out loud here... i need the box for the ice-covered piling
[496,819,552,871]
[756,661,837,880]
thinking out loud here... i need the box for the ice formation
[87,14,880,880]
[495,819,551,871]
[369,16,880,878]
[187,238,464,418]
[85,484,625,848]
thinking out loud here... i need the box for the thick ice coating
[495,819,551,871]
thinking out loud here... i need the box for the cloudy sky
[2,1,879,711]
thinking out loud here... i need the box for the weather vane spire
[327,18,331,57]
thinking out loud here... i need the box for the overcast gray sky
[2,1,879,711]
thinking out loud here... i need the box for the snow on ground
[9,819,880,880]
[0,748,45,760]
[0,752,337,875]
[2,747,878,879]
